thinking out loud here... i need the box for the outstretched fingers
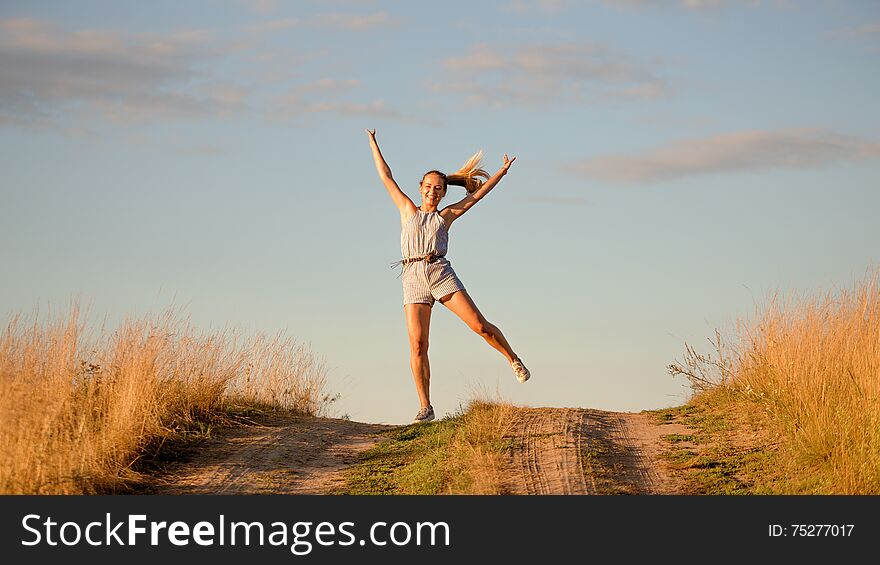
[503,153,517,171]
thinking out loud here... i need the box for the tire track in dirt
[504,407,691,495]
[504,408,590,494]
[602,411,688,494]
[147,407,691,495]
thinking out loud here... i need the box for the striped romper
[397,209,466,306]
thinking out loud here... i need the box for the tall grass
[0,301,334,494]
[670,270,880,493]
[445,399,515,494]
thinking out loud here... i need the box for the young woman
[366,128,531,424]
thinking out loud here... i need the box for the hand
[366,128,376,139]
[501,153,516,173]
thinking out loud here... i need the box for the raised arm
[366,129,416,214]
[440,154,516,225]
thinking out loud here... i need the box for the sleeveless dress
[398,209,466,306]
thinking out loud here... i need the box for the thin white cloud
[0,18,250,128]
[249,11,401,33]
[307,100,402,117]
[234,0,280,15]
[567,128,880,185]
[180,143,225,156]
[525,196,591,206]
[249,18,301,32]
[271,78,403,119]
[312,12,401,30]
[827,21,880,38]
[307,0,380,5]
[507,0,785,12]
[598,0,767,9]
[676,0,731,7]
[272,79,361,113]
[851,22,880,35]
[436,41,670,108]
[506,0,576,15]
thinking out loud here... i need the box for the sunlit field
[671,269,880,493]
[0,302,333,494]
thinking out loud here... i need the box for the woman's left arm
[441,154,516,224]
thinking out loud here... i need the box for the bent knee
[470,319,493,336]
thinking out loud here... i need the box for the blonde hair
[421,150,489,195]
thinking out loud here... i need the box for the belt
[390,252,446,274]
[401,252,444,265]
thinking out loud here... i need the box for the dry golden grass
[671,269,880,493]
[0,300,333,494]
[445,396,515,495]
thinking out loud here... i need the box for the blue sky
[1,0,878,424]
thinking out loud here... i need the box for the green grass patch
[662,434,696,443]
[648,404,698,424]
[650,393,789,494]
[331,415,464,495]
[333,402,514,495]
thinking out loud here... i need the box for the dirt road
[150,414,393,494]
[149,408,691,495]
[502,407,690,494]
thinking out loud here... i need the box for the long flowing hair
[421,150,489,195]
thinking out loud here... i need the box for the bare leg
[439,290,518,364]
[404,303,433,408]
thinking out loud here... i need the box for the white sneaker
[412,405,435,424]
[511,358,530,383]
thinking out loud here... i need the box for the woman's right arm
[366,129,415,213]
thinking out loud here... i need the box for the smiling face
[419,172,447,207]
